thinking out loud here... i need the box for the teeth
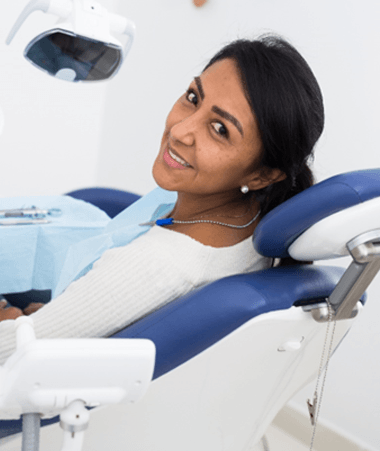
[168,149,190,167]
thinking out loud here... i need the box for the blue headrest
[254,169,380,258]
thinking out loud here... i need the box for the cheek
[196,154,245,187]
[197,146,258,187]
[198,146,243,172]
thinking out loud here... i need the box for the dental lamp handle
[6,0,72,45]
[109,13,136,58]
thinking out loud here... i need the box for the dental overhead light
[6,0,136,82]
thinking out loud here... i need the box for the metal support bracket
[308,229,380,323]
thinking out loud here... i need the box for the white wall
[99,0,380,449]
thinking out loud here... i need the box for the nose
[170,114,196,147]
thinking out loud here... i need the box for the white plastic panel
[0,318,155,420]
[289,197,380,261]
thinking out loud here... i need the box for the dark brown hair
[204,35,324,217]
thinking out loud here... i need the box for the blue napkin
[0,188,177,298]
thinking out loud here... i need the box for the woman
[0,35,324,363]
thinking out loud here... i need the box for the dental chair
[0,168,379,451]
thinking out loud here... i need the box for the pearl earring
[241,185,249,194]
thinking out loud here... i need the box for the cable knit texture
[0,226,270,364]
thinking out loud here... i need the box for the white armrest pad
[289,197,380,261]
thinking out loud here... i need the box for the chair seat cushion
[112,265,351,379]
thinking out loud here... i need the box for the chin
[152,158,175,191]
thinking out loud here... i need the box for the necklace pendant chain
[154,209,261,229]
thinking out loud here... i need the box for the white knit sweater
[0,226,271,364]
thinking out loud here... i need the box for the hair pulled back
[204,35,324,216]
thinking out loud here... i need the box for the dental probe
[0,219,51,226]
[0,207,62,219]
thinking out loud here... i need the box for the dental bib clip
[6,0,136,82]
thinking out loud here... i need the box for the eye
[186,89,198,106]
[212,121,229,139]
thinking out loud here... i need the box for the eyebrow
[194,76,205,100]
[212,105,244,137]
[194,76,244,137]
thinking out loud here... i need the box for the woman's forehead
[199,59,256,129]
[200,58,241,88]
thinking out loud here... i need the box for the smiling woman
[152,58,268,247]
[152,36,323,247]
[0,35,324,365]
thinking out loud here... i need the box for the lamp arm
[6,0,50,45]
[109,13,136,57]
[6,0,73,45]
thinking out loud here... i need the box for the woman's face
[152,58,264,198]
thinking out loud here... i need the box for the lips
[163,146,192,169]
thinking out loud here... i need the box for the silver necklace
[140,209,261,229]
[186,198,255,220]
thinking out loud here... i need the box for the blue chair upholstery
[113,265,356,380]
[254,168,380,257]
[66,187,141,219]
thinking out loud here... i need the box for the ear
[245,167,286,191]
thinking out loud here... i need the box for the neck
[170,191,258,220]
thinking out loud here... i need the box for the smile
[164,147,192,169]
[168,148,191,167]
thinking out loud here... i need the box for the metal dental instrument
[0,219,51,226]
[0,207,62,219]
